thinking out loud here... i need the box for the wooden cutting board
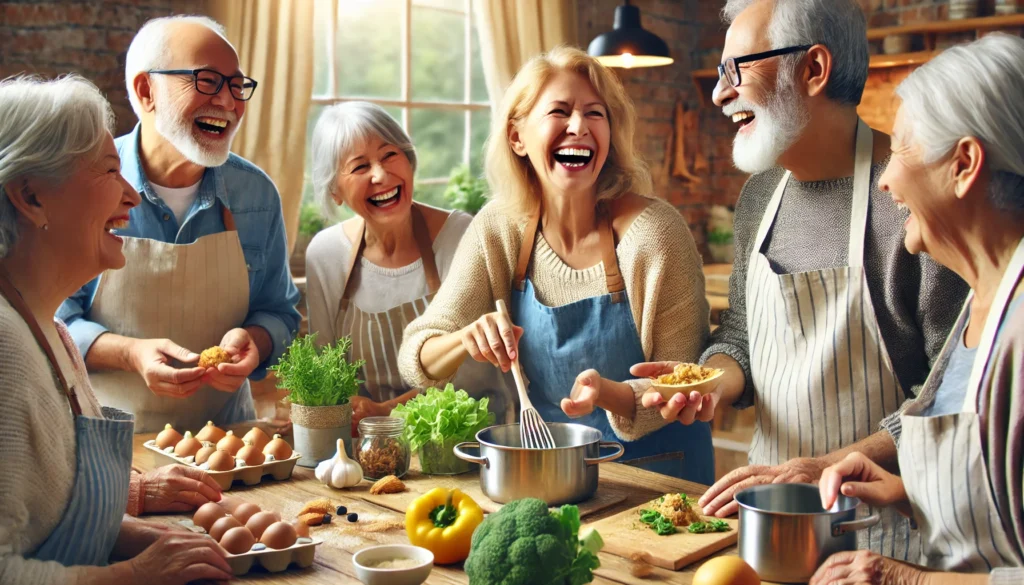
[356,469,628,517]
[586,499,739,571]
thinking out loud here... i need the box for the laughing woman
[397,47,714,483]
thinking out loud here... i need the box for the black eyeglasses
[147,68,259,101]
[717,45,813,89]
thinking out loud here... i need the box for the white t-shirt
[151,180,201,225]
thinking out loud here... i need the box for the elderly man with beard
[58,15,300,433]
[631,0,968,557]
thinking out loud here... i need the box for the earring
[41,223,48,231]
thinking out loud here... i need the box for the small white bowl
[353,544,433,585]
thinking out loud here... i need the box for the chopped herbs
[687,520,732,534]
[639,509,677,536]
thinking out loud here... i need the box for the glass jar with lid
[356,416,410,480]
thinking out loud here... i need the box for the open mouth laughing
[104,217,129,242]
[731,111,755,131]
[368,186,401,209]
[552,146,594,171]
[195,116,230,136]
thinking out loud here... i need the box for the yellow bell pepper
[405,487,483,564]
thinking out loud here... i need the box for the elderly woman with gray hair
[813,34,1024,585]
[304,101,509,428]
[0,76,232,584]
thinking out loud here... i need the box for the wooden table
[133,434,743,584]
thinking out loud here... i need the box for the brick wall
[0,0,206,137]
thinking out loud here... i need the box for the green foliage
[268,334,364,407]
[707,226,734,245]
[464,499,603,585]
[639,509,677,536]
[298,202,331,237]
[442,164,489,215]
[390,384,493,452]
[688,519,732,534]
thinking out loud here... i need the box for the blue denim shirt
[57,124,301,380]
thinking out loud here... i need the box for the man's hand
[129,339,206,398]
[203,328,260,392]
[699,458,828,517]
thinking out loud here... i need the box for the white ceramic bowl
[353,544,433,585]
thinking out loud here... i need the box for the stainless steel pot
[453,423,623,506]
[735,483,880,583]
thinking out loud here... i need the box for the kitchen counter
[132,433,752,584]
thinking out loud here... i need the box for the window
[305,0,491,215]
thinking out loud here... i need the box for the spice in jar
[356,416,410,480]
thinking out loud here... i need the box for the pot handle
[584,441,625,466]
[832,513,881,537]
[453,442,489,469]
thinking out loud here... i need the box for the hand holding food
[202,328,260,392]
[140,464,222,513]
[125,532,233,585]
[699,457,828,517]
[635,361,723,425]
[406,488,483,564]
[128,338,206,398]
[459,310,523,372]
[198,346,231,368]
[819,452,908,510]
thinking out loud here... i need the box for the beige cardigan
[397,198,710,440]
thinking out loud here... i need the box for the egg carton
[143,440,301,490]
[178,520,321,575]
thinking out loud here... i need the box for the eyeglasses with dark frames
[717,45,813,89]
[147,68,259,101]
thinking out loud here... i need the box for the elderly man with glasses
[629,0,968,557]
[58,15,300,434]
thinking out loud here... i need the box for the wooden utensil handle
[495,300,531,406]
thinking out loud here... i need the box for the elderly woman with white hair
[813,34,1024,585]
[0,76,232,584]
[305,101,510,428]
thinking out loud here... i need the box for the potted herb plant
[442,164,488,216]
[269,334,364,467]
[707,226,735,264]
[391,384,494,475]
[290,202,330,277]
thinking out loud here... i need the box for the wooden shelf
[868,50,940,69]
[865,13,1024,41]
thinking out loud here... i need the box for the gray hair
[0,75,114,257]
[124,15,229,116]
[311,101,418,219]
[723,0,869,106]
[896,33,1024,212]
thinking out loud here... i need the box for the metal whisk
[495,300,556,450]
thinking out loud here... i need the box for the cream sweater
[397,198,710,440]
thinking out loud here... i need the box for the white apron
[87,205,255,433]
[746,119,912,557]
[898,238,1024,572]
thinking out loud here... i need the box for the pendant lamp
[587,0,673,68]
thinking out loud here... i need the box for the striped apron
[87,205,255,433]
[898,238,1024,572]
[0,268,134,567]
[746,119,912,557]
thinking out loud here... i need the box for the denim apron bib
[509,208,714,484]
[0,268,134,567]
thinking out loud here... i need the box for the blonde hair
[484,45,652,217]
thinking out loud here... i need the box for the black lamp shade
[587,4,673,68]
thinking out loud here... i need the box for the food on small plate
[173,431,202,457]
[692,556,760,585]
[260,521,298,549]
[263,433,293,460]
[194,501,229,531]
[216,430,245,456]
[199,346,232,368]
[195,420,227,443]
[220,525,257,554]
[369,474,405,495]
[638,493,734,536]
[156,423,183,449]
[649,363,724,399]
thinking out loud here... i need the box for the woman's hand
[632,361,722,425]
[459,311,523,372]
[350,396,393,429]
[811,550,925,585]
[140,465,222,514]
[562,369,602,418]
[126,532,233,585]
[819,452,908,511]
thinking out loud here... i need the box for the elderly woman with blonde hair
[812,34,1024,585]
[398,46,713,482]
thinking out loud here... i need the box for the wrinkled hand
[632,361,720,425]
[127,532,233,585]
[203,328,260,392]
[113,517,177,560]
[820,452,907,510]
[129,339,205,398]
[460,311,524,372]
[350,396,392,430]
[810,550,924,585]
[141,465,222,514]
[699,457,828,517]
[562,369,602,418]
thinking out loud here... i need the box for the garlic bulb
[315,439,362,489]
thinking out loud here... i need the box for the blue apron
[509,209,714,484]
[0,270,135,567]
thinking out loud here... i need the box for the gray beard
[731,68,809,174]
[153,91,235,168]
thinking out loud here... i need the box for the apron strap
[513,209,541,291]
[221,204,237,232]
[0,265,83,416]
[848,119,874,268]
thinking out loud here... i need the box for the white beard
[153,84,238,168]
[727,66,809,174]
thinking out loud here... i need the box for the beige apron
[898,238,1024,572]
[745,120,913,557]
[87,206,254,433]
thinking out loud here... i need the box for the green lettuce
[391,384,494,452]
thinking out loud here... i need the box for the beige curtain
[204,0,315,253]
[472,0,579,105]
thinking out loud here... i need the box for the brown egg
[287,518,310,538]
[195,421,226,444]
[220,526,257,555]
[193,501,228,531]
[259,521,298,550]
[232,502,262,524]
[236,440,266,466]
[262,434,293,460]
[216,431,244,456]
[245,511,281,539]
[207,449,236,472]
[692,556,760,585]
[219,495,244,514]
[156,424,183,449]
[243,427,271,451]
[174,431,202,458]
[194,442,217,464]
[209,515,242,541]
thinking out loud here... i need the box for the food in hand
[193,501,229,531]
[195,420,226,443]
[263,434,293,460]
[406,488,483,564]
[652,363,722,386]
[232,502,262,524]
[216,430,244,456]
[315,439,362,489]
[299,498,335,517]
[369,474,405,495]
[194,441,217,464]
[236,439,266,466]
[173,431,202,457]
[692,556,760,585]
[199,346,232,368]
[210,515,243,541]
[243,426,271,451]
[207,449,236,472]
[156,423,183,449]
[259,521,298,549]
[245,511,281,540]
[220,525,257,554]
